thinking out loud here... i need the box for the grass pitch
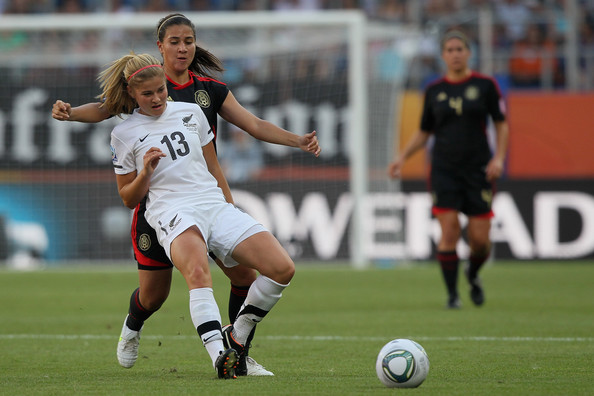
[0,261,592,395]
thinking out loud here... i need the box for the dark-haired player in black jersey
[52,13,320,375]
[387,30,509,309]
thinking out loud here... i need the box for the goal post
[0,11,417,268]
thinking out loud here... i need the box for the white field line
[0,334,592,342]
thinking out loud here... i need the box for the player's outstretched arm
[52,100,111,123]
[219,92,321,157]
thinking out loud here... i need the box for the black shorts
[430,165,494,217]
[131,198,220,270]
[132,198,173,271]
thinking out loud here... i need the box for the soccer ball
[375,338,430,388]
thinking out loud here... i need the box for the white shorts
[151,202,266,268]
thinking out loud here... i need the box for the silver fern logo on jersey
[138,233,151,251]
[195,90,211,108]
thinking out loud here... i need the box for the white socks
[189,287,224,366]
[233,276,289,344]
[188,278,289,366]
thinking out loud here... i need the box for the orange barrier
[396,91,594,179]
[507,93,594,178]
[396,91,428,179]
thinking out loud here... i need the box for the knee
[259,256,295,285]
[180,264,212,289]
[470,240,491,257]
[440,226,461,247]
[467,232,491,256]
[140,292,168,311]
[274,259,295,285]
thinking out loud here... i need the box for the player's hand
[143,147,166,174]
[298,130,321,157]
[486,157,504,181]
[387,159,404,179]
[52,100,72,121]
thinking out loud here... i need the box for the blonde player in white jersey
[104,53,295,379]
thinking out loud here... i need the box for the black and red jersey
[166,71,229,142]
[420,71,506,170]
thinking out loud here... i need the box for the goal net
[0,11,420,267]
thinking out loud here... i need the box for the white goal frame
[0,11,369,268]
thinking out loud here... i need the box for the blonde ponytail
[96,53,163,116]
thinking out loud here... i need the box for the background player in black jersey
[52,13,320,375]
[387,30,509,309]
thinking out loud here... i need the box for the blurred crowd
[1,0,594,90]
[2,0,593,27]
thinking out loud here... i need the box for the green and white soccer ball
[375,338,430,388]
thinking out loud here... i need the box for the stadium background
[1,0,593,268]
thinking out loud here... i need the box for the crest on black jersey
[465,85,479,100]
[195,90,211,108]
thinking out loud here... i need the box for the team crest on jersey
[195,90,211,108]
[465,85,479,101]
[437,92,448,102]
[138,233,151,251]
[182,114,199,132]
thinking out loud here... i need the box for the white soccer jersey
[110,101,225,227]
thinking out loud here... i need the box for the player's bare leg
[171,227,237,379]
[221,232,294,376]
[216,260,272,375]
[436,211,462,309]
[465,216,492,306]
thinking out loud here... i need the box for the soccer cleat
[446,295,461,309]
[222,325,274,376]
[222,325,245,356]
[222,325,248,375]
[117,317,142,368]
[246,356,274,376]
[465,266,485,306]
[236,351,248,376]
[215,348,238,379]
